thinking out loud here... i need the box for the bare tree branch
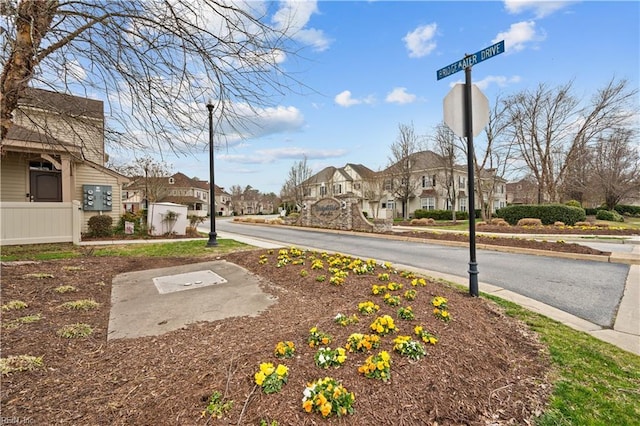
[1,0,308,156]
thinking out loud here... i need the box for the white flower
[303,387,313,400]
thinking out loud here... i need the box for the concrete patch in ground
[108,260,276,340]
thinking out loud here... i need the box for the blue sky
[157,1,639,195]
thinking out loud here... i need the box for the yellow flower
[254,371,266,386]
[414,325,423,334]
[302,399,313,413]
[316,393,328,406]
[276,364,288,377]
[380,351,391,362]
[320,402,332,417]
[259,362,275,376]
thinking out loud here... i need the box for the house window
[384,179,392,191]
[320,186,327,196]
[423,175,436,187]
[458,176,466,189]
[381,202,387,209]
[459,197,467,212]
[333,184,342,194]
[168,177,175,184]
[353,183,361,190]
[445,199,452,210]
[421,197,435,210]
[303,187,311,197]
[386,200,395,210]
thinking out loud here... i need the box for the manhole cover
[152,270,227,294]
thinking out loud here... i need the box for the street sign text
[436,40,505,80]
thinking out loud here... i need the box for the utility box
[147,202,188,236]
[82,185,113,211]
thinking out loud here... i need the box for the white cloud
[335,90,360,107]
[272,0,331,52]
[403,23,438,58]
[474,75,522,90]
[214,103,305,144]
[385,87,417,105]
[217,147,347,164]
[493,21,546,53]
[334,90,376,107]
[504,0,575,18]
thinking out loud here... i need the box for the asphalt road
[210,219,630,328]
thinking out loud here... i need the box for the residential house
[297,151,507,219]
[300,163,377,215]
[232,185,274,215]
[506,177,540,205]
[123,172,234,217]
[381,151,507,218]
[1,87,128,239]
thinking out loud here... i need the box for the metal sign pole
[464,64,479,297]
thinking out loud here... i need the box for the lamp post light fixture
[206,99,218,247]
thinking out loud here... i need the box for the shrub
[565,200,582,208]
[113,210,148,236]
[517,218,543,227]
[88,214,113,237]
[614,204,640,217]
[596,210,624,222]
[496,204,586,225]
[410,218,434,226]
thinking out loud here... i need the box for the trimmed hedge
[614,204,640,217]
[596,210,624,222]
[495,204,586,226]
[584,205,640,217]
[87,215,113,237]
[413,209,469,220]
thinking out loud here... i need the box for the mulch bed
[1,249,552,425]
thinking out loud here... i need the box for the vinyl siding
[75,164,123,232]
[0,152,28,201]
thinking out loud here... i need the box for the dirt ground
[1,244,554,425]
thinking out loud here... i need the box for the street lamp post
[206,100,218,247]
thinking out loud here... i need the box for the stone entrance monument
[295,197,392,233]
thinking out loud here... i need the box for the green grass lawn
[485,296,640,425]
[2,241,638,424]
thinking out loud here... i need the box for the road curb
[230,221,638,265]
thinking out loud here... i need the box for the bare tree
[432,122,460,222]
[361,171,386,219]
[454,95,512,221]
[1,0,303,154]
[504,79,638,204]
[589,128,640,209]
[280,155,312,211]
[387,122,425,219]
[115,156,172,206]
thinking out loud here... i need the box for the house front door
[29,170,62,202]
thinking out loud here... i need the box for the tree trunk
[1,0,59,140]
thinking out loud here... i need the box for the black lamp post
[206,100,218,246]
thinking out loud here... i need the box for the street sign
[436,40,505,81]
[443,84,490,137]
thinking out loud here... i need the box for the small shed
[148,202,188,236]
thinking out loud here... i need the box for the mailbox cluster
[82,185,113,211]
